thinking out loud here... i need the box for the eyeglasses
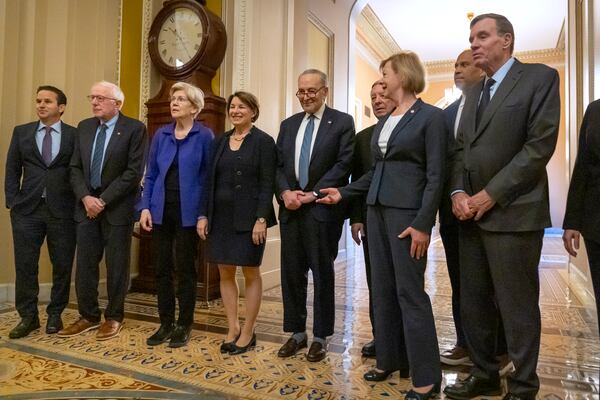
[170,96,190,104]
[87,95,117,103]
[295,86,326,98]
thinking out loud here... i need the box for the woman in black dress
[198,91,277,355]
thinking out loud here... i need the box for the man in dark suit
[562,99,600,336]
[275,69,354,362]
[5,86,77,338]
[444,14,560,400]
[350,81,395,358]
[58,81,147,341]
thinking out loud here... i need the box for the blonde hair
[380,51,426,94]
[170,82,205,118]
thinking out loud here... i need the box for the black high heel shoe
[364,368,410,382]
[404,382,441,400]
[220,333,240,354]
[229,332,257,355]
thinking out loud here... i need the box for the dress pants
[361,226,375,336]
[280,206,343,338]
[459,221,543,398]
[367,206,441,387]
[152,199,198,327]
[75,215,133,323]
[440,220,508,354]
[584,238,600,333]
[10,201,76,319]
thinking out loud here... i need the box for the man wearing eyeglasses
[58,81,147,340]
[5,86,77,338]
[275,69,355,362]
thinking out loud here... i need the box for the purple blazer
[139,120,214,227]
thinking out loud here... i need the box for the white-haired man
[59,81,147,340]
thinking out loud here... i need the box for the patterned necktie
[476,78,496,128]
[298,114,315,189]
[90,124,108,189]
[42,126,53,166]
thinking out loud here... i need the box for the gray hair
[470,13,515,54]
[299,69,328,87]
[170,82,205,118]
[93,80,125,104]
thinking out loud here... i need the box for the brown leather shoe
[57,317,100,337]
[277,336,308,358]
[306,341,327,362]
[96,320,123,341]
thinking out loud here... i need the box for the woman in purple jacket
[139,82,213,348]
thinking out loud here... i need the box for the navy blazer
[139,121,214,227]
[275,105,355,222]
[206,126,277,232]
[70,112,148,225]
[5,121,76,218]
[340,99,447,232]
[563,99,600,243]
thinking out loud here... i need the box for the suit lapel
[49,121,68,167]
[310,106,333,162]
[28,124,45,165]
[287,113,304,179]
[385,99,422,155]
[371,115,387,159]
[101,113,124,170]
[472,61,524,142]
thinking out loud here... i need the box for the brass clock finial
[467,12,474,21]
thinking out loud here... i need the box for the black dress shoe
[361,340,376,357]
[503,393,533,400]
[168,325,192,348]
[147,323,175,346]
[364,369,395,382]
[220,333,240,354]
[45,314,63,334]
[405,382,441,400]
[229,333,257,355]
[306,341,327,362]
[277,336,308,358]
[444,375,501,399]
[9,316,41,339]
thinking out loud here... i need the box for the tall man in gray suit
[5,86,77,338]
[443,14,560,400]
[275,69,354,362]
[58,81,147,341]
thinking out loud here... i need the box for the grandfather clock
[131,0,227,302]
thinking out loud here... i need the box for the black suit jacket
[5,121,76,218]
[349,124,375,225]
[70,112,147,225]
[276,105,355,222]
[439,98,461,227]
[207,126,277,232]
[450,59,560,232]
[563,99,600,243]
[340,99,447,232]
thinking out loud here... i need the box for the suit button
[236,171,242,176]
[237,156,242,160]
[235,185,241,190]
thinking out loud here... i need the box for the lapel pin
[327,120,332,124]
[117,132,121,136]
[410,110,415,113]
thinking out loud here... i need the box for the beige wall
[0,0,120,296]
[354,54,380,130]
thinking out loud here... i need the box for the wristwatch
[257,217,266,224]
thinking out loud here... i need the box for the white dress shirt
[294,103,326,181]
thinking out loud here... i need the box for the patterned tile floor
[0,236,598,399]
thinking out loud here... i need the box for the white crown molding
[356,4,400,61]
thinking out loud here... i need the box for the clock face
[157,8,204,68]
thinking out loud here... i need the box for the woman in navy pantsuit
[318,51,447,400]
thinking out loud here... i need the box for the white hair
[93,80,125,104]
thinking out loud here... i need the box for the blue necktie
[90,124,108,189]
[476,78,495,128]
[298,114,315,189]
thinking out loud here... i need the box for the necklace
[231,131,250,141]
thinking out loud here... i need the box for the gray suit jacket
[450,59,560,232]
